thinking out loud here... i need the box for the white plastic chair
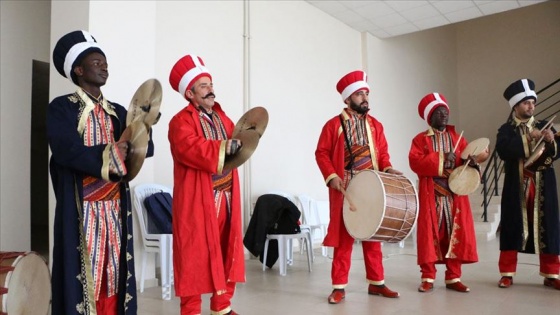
[133,183,174,300]
[262,191,313,275]
[297,195,329,257]
[262,231,313,276]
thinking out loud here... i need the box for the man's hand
[542,129,554,143]
[386,168,403,175]
[226,139,243,155]
[328,177,343,191]
[445,152,456,163]
[116,141,129,160]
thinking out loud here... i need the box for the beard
[349,100,369,114]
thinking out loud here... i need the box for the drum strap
[339,115,354,171]
[433,174,453,196]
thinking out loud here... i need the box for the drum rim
[343,170,386,240]
[0,251,51,313]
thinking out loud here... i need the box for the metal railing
[480,78,560,221]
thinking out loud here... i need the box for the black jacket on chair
[243,194,301,268]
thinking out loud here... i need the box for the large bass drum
[343,170,418,242]
[0,251,51,315]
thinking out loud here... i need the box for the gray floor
[137,237,560,315]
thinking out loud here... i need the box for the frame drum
[0,251,51,315]
[448,165,481,195]
[343,170,418,242]
[461,137,490,163]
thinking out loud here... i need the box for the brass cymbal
[233,107,269,137]
[120,120,149,181]
[126,78,163,128]
[223,129,261,171]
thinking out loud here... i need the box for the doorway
[30,59,50,260]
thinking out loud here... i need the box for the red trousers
[180,196,236,315]
[420,213,463,283]
[96,242,118,315]
[499,250,560,278]
[180,281,236,315]
[498,177,560,278]
[420,259,462,283]
[331,224,385,288]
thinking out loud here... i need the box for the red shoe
[498,276,513,288]
[418,281,434,293]
[368,284,400,298]
[544,278,560,290]
[328,289,345,304]
[445,281,470,292]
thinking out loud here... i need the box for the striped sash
[199,109,234,216]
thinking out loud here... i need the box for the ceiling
[305,0,547,38]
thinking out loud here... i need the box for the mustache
[360,101,368,106]
[202,92,216,99]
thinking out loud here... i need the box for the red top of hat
[169,54,212,99]
[336,70,370,101]
[418,92,449,122]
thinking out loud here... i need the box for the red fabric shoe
[544,278,560,290]
[328,289,345,304]
[446,281,470,292]
[498,276,513,288]
[368,284,400,298]
[418,281,434,293]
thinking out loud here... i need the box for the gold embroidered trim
[365,119,379,171]
[217,140,226,175]
[519,161,529,250]
[534,171,542,254]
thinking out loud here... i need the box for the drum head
[343,170,385,240]
[524,141,545,168]
[449,166,480,195]
[461,138,490,160]
[6,252,51,314]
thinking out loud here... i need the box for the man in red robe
[315,70,403,304]
[168,55,245,315]
[408,93,478,293]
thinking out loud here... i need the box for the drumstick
[340,187,357,212]
[458,146,477,178]
[453,131,464,153]
[534,115,556,148]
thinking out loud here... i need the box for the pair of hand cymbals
[233,106,268,137]
[224,107,269,171]
[223,129,260,171]
[120,121,149,181]
[126,78,162,129]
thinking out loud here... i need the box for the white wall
[2,0,559,289]
[456,1,560,146]
[248,1,361,202]
[365,26,458,181]
[0,0,51,250]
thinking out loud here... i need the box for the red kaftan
[408,125,478,265]
[168,102,245,297]
[315,109,393,247]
